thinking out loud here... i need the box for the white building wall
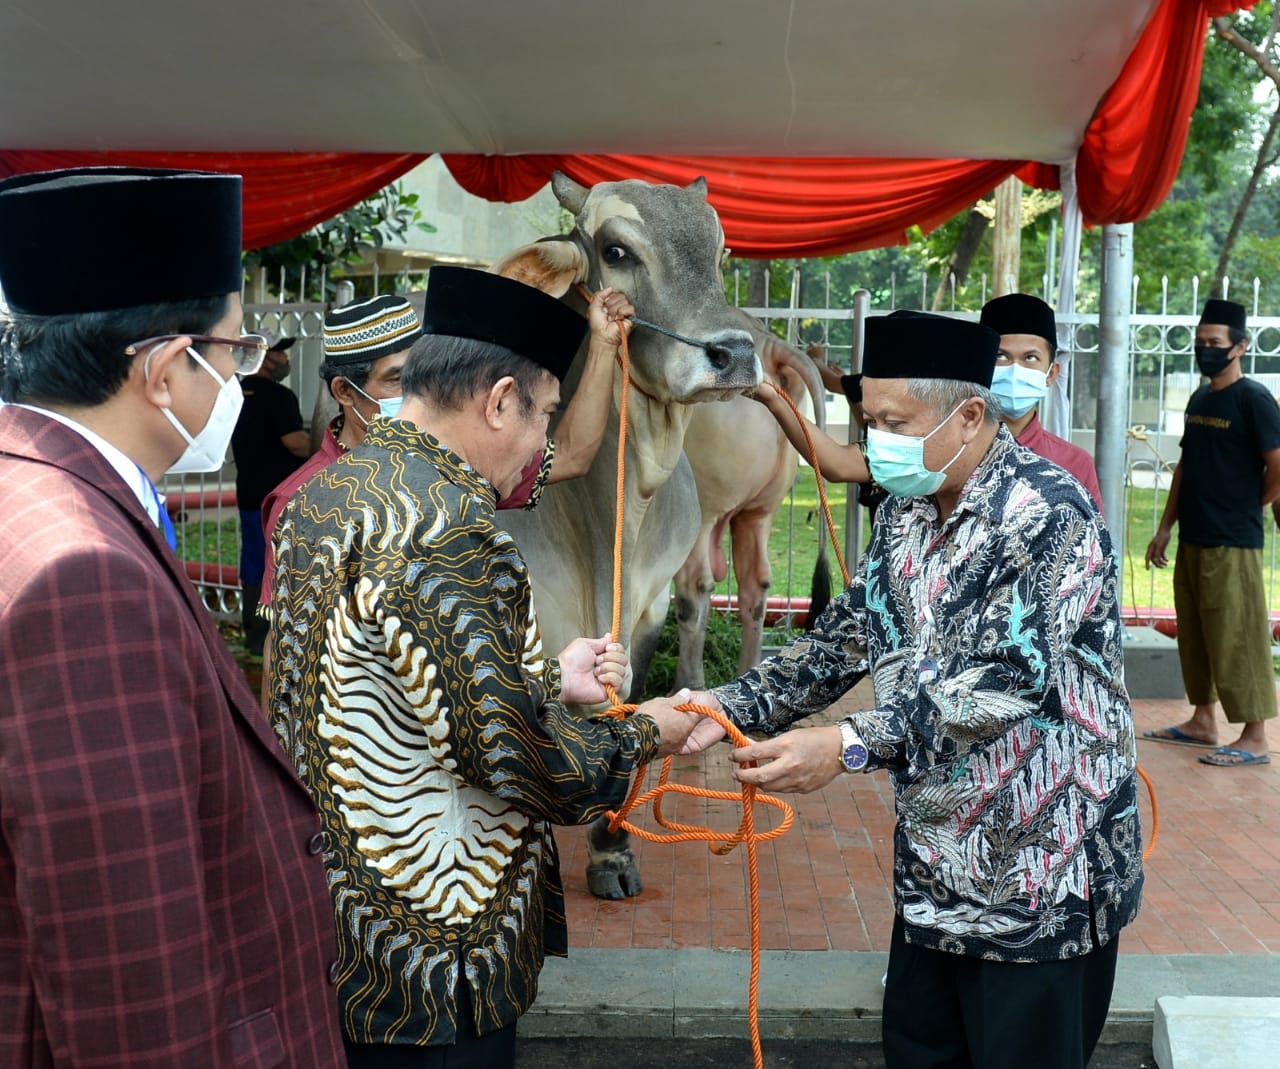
[392,155,563,263]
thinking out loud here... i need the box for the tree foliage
[243,182,435,301]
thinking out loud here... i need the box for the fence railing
[174,269,1280,631]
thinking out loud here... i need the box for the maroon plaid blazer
[0,408,345,1068]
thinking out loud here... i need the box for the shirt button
[328,960,341,985]
[307,833,324,855]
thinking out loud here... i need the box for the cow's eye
[602,244,628,266]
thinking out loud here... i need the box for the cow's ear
[551,171,590,216]
[489,237,587,298]
[686,176,709,198]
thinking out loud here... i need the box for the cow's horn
[685,176,708,197]
[551,172,589,216]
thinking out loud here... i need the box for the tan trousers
[1173,543,1278,723]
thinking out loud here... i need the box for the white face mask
[159,347,244,474]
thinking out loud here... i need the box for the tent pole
[1096,223,1133,589]
[846,289,870,571]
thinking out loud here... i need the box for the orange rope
[584,297,793,1069]
[760,379,1159,861]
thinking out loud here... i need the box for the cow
[674,313,831,690]
[492,173,761,899]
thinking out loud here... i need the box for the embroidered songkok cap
[322,295,421,366]
[421,266,587,382]
[862,310,999,388]
[0,167,243,316]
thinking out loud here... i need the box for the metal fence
[174,267,1280,629]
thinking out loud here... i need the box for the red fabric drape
[0,0,1255,258]
[0,151,427,250]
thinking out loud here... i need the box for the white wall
[392,155,564,263]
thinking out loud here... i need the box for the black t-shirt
[231,376,305,511]
[1178,376,1280,548]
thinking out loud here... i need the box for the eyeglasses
[124,333,270,376]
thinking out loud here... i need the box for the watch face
[842,742,869,771]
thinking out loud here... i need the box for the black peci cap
[1200,298,1247,333]
[862,310,1000,388]
[979,293,1058,350]
[421,267,587,381]
[0,167,243,316]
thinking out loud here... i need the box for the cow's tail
[805,551,832,629]
[761,334,835,631]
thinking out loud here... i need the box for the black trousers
[881,916,1119,1069]
[342,983,517,1069]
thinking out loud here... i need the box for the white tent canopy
[0,0,1158,162]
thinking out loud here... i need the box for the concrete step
[1123,625,1185,700]
[1154,996,1280,1069]
[522,949,1280,1049]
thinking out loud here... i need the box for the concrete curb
[519,949,1280,1047]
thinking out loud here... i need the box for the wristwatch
[838,719,869,773]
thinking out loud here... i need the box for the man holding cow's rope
[682,310,1144,1069]
[267,265,701,1068]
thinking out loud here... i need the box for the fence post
[1097,223,1133,592]
[846,289,871,571]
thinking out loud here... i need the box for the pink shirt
[259,421,345,609]
[1016,413,1104,514]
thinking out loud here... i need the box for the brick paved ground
[238,650,1280,958]
[555,680,1280,957]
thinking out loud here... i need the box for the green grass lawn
[183,469,1280,637]
[727,467,1280,618]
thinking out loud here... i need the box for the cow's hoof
[586,820,641,899]
[586,856,643,900]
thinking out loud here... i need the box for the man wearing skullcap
[1144,298,1280,766]
[267,266,700,1067]
[231,331,310,658]
[0,168,345,1065]
[682,310,1142,1069]
[980,292,1103,511]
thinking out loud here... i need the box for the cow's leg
[729,509,774,674]
[627,589,673,702]
[585,816,641,899]
[673,527,715,690]
[585,593,670,900]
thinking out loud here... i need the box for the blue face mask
[990,362,1049,419]
[865,399,970,498]
[351,383,404,424]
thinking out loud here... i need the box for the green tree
[243,181,435,302]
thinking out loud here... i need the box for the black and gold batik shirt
[268,417,658,1046]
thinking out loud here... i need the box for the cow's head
[491,173,761,403]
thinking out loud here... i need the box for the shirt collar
[12,403,158,522]
[362,416,497,505]
[1015,412,1045,448]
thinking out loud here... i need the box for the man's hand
[806,340,845,394]
[729,725,845,794]
[635,689,704,756]
[1144,528,1171,569]
[559,633,628,705]
[671,689,731,753]
[587,287,636,351]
